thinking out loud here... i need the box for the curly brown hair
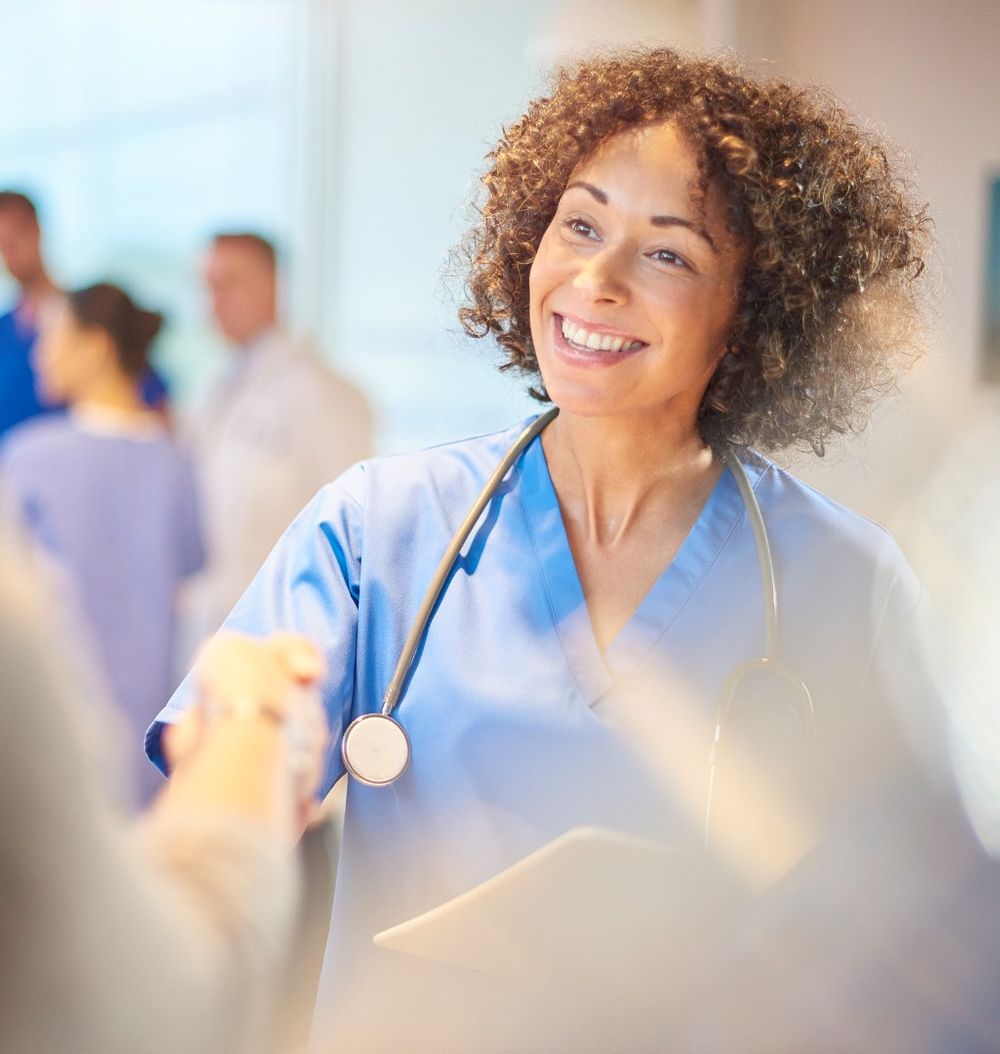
[458,48,930,454]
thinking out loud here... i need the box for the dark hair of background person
[67,283,164,380]
[211,231,278,270]
[0,190,39,224]
[458,47,931,456]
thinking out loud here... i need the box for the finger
[269,633,326,683]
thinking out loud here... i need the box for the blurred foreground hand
[162,632,329,838]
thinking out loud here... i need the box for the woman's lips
[551,313,647,367]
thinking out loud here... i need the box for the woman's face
[33,304,103,403]
[528,121,746,431]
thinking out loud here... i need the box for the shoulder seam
[758,457,897,544]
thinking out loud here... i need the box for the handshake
[158,632,331,838]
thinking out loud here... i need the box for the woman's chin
[539,378,633,419]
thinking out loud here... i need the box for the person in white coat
[184,232,373,643]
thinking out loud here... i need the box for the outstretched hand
[164,632,330,830]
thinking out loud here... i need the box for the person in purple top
[1,282,203,806]
[0,190,169,439]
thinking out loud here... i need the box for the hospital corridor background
[1,1,999,1051]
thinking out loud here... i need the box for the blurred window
[0,0,301,399]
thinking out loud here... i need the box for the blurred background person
[0,189,170,438]
[182,231,373,647]
[0,190,63,438]
[0,282,202,806]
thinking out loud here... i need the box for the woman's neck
[541,408,721,549]
[73,373,149,417]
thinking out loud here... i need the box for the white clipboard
[373,826,742,984]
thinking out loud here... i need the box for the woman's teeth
[560,317,644,353]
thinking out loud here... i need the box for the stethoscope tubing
[346,407,812,806]
[380,411,777,718]
[379,407,560,719]
[721,448,779,660]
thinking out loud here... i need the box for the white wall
[321,0,555,453]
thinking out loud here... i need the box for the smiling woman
[138,46,998,1053]
[461,48,929,456]
[528,122,747,431]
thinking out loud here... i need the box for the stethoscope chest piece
[342,713,411,786]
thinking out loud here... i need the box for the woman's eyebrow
[564,181,718,253]
[565,180,610,205]
[651,214,718,253]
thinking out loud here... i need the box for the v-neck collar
[517,425,767,706]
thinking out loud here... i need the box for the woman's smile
[551,312,649,367]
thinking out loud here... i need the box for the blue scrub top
[146,416,936,1047]
[0,307,60,438]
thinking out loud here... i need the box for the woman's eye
[650,248,689,269]
[563,217,596,239]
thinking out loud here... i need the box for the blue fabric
[138,367,168,409]
[0,308,61,438]
[145,415,938,1043]
[4,416,203,805]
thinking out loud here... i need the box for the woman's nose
[571,245,629,303]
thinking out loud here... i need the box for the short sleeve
[860,552,954,788]
[146,465,366,796]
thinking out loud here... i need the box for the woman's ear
[704,341,742,415]
[711,339,738,371]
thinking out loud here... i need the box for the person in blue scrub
[0,191,63,437]
[3,283,203,807]
[0,190,169,437]
[146,50,999,1051]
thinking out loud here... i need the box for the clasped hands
[162,632,330,834]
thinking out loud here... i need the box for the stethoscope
[341,407,815,843]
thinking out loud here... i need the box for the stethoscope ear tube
[721,448,778,662]
[704,453,815,847]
